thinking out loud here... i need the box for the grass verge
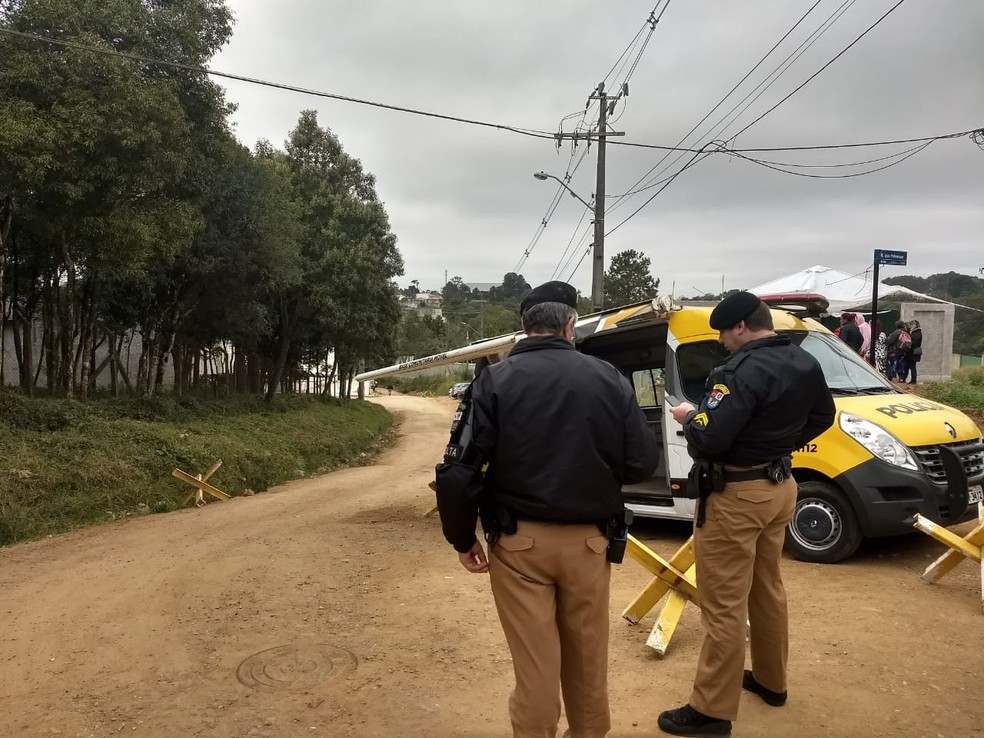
[0,393,394,546]
[917,367,984,428]
[387,369,471,397]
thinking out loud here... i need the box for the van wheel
[784,481,862,564]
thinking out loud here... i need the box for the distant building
[398,292,443,319]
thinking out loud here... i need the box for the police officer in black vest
[657,291,834,737]
[436,280,658,738]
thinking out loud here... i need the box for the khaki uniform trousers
[690,476,798,721]
[489,520,612,738]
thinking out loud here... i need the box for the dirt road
[2,394,982,738]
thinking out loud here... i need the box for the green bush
[388,368,472,397]
[951,366,984,387]
[0,393,394,546]
[924,374,984,412]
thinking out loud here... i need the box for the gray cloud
[215,0,984,297]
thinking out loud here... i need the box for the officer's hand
[670,402,696,424]
[458,540,489,574]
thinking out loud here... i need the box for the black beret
[519,280,578,315]
[709,291,763,330]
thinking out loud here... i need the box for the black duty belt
[723,467,772,483]
[724,458,793,485]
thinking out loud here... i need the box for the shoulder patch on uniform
[706,383,730,410]
[692,412,710,428]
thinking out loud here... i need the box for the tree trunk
[43,276,56,394]
[33,321,50,397]
[323,361,336,398]
[109,337,134,394]
[58,237,76,398]
[266,298,296,402]
[172,340,184,396]
[73,275,96,397]
[12,313,23,386]
[191,345,200,390]
[137,329,152,395]
[247,352,262,394]
[0,196,13,389]
[109,332,118,396]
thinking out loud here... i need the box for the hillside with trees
[883,271,984,355]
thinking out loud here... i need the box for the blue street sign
[874,249,907,266]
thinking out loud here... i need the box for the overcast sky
[212,0,984,298]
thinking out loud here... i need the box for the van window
[632,369,664,408]
[676,342,728,403]
[676,331,895,402]
[794,332,895,393]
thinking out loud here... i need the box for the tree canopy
[0,2,402,399]
[603,249,660,308]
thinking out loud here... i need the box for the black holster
[604,508,634,564]
[482,501,517,548]
[688,459,725,528]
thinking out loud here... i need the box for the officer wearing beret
[658,291,834,737]
[448,280,659,738]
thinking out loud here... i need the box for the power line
[1,26,977,159]
[612,0,860,205]
[608,0,827,203]
[549,207,591,280]
[730,0,909,140]
[608,126,982,154]
[602,0,913,234]
[730,140,933,179]
[514,147,592,273]
[695,0,860,157]
[0,26,560,142]
[605,144,720,238]
[532,0,674,282]
[740,142,929,169]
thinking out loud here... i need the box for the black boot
[657,704,731,736]
[742,670,787,706]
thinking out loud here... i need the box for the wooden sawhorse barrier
[173,460,230,507]
[914,503,984,613]
[623,535,699,656]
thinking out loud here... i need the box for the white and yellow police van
[355,297,983,563]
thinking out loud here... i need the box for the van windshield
[675,331,898,403]
[793,331,897,395]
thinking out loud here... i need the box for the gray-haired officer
[658,291,834,737]
[439,280,658,738]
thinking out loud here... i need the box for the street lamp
[533,170,605,311]
[532,171,593,210]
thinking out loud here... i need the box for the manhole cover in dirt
[236,644,358,690]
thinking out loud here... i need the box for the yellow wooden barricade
[914,503,984,613]
[173,460,230,507]
[623,534,699,656]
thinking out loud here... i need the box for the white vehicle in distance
[449,382,471,399]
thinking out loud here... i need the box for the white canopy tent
[747,264,960,314]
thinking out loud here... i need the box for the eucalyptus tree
[267,111,403,400]
[0,0,234,396]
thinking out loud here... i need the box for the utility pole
[591,83,608,313]
[551,83,624,312]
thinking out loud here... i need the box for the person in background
[854,314,872,359]
[837,313,863,354]
[904,320,923,384]
[885,321,908,381]
[873,320,888,374]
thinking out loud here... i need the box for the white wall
[900,302,954,381]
